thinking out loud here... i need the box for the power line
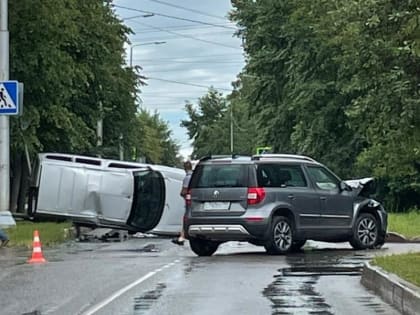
[144,67,242,73]
[146,76,232,91]
[139,96,187,99]
[113,4,237,30]
[137,60,243,65]
[142,102,187,105]
[130,20,240,50]
[141,91,208,95]
[131,23,235,34]
[133,53,243,62]
[131,30,235,41]
[145,0,228,21]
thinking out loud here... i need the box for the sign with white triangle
[0,81,19,115]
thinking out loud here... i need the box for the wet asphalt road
[0,238,418,315]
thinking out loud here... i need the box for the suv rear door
[257,163,321,229]
[189,162,250,216]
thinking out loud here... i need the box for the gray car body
[185,156,387,245]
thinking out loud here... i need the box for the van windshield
[190,164,248,188]
[128,170,165,231]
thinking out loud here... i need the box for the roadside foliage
[183,0,420,211]
[181,87,259,159]
[8,0,181,212]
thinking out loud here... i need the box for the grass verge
[373,252,420,287]
[388,210,420,238]
[5,221,73,248]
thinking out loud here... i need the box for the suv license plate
[203,202,230,211]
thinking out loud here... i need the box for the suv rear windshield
[190,164,249,188]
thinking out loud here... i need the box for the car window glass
[190,164,248,188]
[257,164,307,187]
[307,166,339,190]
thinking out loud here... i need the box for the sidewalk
[362,262,420,315]
[361,233,420,315]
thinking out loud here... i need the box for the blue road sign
[0,81,19,115]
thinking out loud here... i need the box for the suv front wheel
[291,239,306,252]
[350,213,379,250]
[264,216,294,255]
[189,238,220,256]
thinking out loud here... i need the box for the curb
[386,232,420,243]
[361,261,420,315]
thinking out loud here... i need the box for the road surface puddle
[263,249,393,314]
[281,265,362,277]
[133,283,166,314]
[264,272,334,314]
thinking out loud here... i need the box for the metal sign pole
[0,0,10,212]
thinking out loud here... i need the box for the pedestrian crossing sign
[0,81,19,115]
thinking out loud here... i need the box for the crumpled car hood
[344,177,375,196]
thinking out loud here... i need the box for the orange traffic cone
[28,230,47,264]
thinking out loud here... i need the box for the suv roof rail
[251,154,316,162]
[198,154,250,162]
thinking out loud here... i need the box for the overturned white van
[28,153,185,235]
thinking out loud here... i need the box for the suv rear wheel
[189,238,220,256]
[264,216,294,255]
[350,213,379,250]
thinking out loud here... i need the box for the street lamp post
[129,41,166,67]
[230,104,233,154]
[122,13,154,21]
[0,0,9,212]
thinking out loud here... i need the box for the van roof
[38,153,185,175]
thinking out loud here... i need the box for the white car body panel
[0,211,16,228]
[152,172,184,235]
[33,153,185,235]
[37,160,134,224]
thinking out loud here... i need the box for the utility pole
[96,84,103,158]
[230,104,233,154]
[96,101,103,147]
[119,134,124,160]
[0,0,10,212]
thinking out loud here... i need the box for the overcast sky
[113,0,245,159]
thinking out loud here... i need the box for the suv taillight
[185,189,192,206]
[247,187,265,205]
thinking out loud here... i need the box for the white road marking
[82,260,179,315]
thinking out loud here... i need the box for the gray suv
[184,154,387,256]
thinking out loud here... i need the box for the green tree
[181,88,229,158]
[133,109,182,166]
[230,0,420,210]
[8,0,140,211]
[181,87,258,158]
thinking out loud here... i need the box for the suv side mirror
[339,181,352,192]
